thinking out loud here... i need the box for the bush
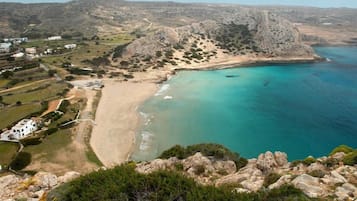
[330,145,354,156]
[263,173,281,187]
[160,144,248,171]
[343,151,357,166]
[194,164,205,175]
[10,152,32,171]
[302,156,316,166]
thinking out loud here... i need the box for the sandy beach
[90,81,157,166]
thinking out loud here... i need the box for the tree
[2,71,14,79]
[16,101,22,106]
[48,69,57,77]
[0,95,3,103]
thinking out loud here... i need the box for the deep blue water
[133,47,357,161]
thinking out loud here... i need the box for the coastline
[90,54,322,166]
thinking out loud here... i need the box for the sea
[132,46,357,161]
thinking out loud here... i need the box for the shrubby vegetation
[329,145,354,156]
[48,164,313,201]
[159,143,248,170]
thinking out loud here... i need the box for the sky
[0,0,357,8]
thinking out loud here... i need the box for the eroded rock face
[268,175,292,189]
[0,171,80,201]
[215,163,264,192]
[32,172,58,189]
[292,174,327,198]
[256,151,288,173]
[335,183,357,201]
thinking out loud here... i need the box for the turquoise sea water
[133,47,357,161]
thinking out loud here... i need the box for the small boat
[164,96,173,100]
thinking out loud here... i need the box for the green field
[0,104,42,130]
[0,142,19,167]
[23,128,72,163]
[1,82,68,105]
[42,33,134,68]
[0,79,10,88]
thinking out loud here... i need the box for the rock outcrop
[0,171,80,201]
[1,150,356,200]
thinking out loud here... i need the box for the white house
[0,43,11,53]
[48,36,62,41]
[10,119,37,140]
[25,47,37,54]
[64,44,77,49]
[12,52,24,58]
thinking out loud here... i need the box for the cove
[132,47,357,161]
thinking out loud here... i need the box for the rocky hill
[1,144,356,201]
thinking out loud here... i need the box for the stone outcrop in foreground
[1,151,356,201]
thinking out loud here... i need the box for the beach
[90,80,157,166]
[89,53,319,166]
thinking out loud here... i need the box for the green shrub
[263,173,281,187]
[302,156,317,166]
[159,144,248,171]
[343,151,357,166]
[330,145,354,156]
[194,165,205,175]
[10,152,32,171]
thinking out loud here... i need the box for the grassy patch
[0,103,42,130]
[23,128,72,161]
[0,79,10,88]
[1,82,68,104]
[0,142,19,167]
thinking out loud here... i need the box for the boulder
[32,172,58,189]
[331,152,346,161]
[335,183,357,201]
[331,170,347,183]
[256,151,277,172]
[307,162,326,173]
[256,151,288,172]
[136,158,178,174]
[268,175,292,189]
[58,171,80,183]
[215,165,264,191]
[0,175,20,198]
[274,151,288,167]
[292,174,327,198]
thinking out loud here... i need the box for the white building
[0,43,11,53]
[12,52,24,58]
[9,119,37,140]
[48,36,62,41]
[25,47,37,54]
[64,44,77,49]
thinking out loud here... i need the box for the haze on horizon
[1,0,357,8]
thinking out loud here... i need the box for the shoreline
[90,55,323,166]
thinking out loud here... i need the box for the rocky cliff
[1,148,356,201]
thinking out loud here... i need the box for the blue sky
[1,0,357,8]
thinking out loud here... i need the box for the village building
[25,47,37,55]
[3,37,28,44]
[47,36,62,41]
[11,52,25,58]
[64,44,77,49]
[0,119,38,140]
[0,43,11,53]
